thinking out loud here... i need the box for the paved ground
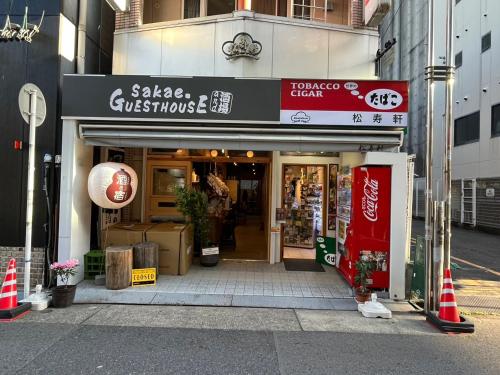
[1,304,499,375]
[412,219,500,315]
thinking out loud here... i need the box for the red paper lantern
[87,162,138,209]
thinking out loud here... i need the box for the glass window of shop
[143,0,350,25]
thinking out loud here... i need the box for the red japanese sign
[281,79,409,127]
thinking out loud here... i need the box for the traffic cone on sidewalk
[438,268,460,323]
[0,258,31,322]
[0,258,18,310]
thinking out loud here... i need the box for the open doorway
[192,160,269,260]
[281,164,326,260]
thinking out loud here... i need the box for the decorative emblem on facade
[222,32,262,60]
[0,7,44,43]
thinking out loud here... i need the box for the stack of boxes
[101,222,193,276]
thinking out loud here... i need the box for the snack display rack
[282,165,325,249]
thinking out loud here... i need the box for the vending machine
[337,166,391,289]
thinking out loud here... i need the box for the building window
[207,0,236,16]
[455,111,480,146]
[492,104,500,137]
[184,0,201,19]
[455,51,462,68]
[481,32,491,53]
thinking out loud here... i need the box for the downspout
[77,0,87,74]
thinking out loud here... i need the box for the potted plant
[50,259,80,308]
[175,187,218,266]
[354,257,375,303]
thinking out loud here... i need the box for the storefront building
[58,3,411,302]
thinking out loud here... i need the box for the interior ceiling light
[210,149,218,158]
[246,150,254,158]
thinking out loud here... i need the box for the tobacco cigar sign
[281,79,409,127]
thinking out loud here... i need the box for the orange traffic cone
[0,258,18,310]
[438,268,460,323]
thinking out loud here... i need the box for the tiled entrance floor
[75,260,356,310]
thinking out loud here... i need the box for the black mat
[284,259,325,272]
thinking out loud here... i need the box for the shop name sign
[281,79,409,127]
[110,84,229,115]
[62,75,280,123]
[1,9,45,43]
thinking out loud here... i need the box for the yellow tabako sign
[131,268,156,287]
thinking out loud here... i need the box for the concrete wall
[113,11,378,79]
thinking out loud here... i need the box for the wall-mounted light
[210,149,218,158]
[246,150,254,158]
[105,0,130,12]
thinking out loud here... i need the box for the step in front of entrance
[74,288,357,311]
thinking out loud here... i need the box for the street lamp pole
[443,0,455,272]
[424,0,435,314]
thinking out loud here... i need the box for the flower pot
[355,289,371,303]
[201,245,219,267]
[51,285,77,308]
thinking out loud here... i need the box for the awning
[78,123,403,152]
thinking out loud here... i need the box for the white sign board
[486,188,495,198]
[364,0,391,27]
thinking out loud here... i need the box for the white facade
[113,11,379,79]
[453,0,500,179]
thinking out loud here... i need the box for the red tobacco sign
[281,79,409,127]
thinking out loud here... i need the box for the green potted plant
[50,259,80,308]
[354,257,375,303]
[175,187,218,266]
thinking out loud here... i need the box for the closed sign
[131,268,156,287]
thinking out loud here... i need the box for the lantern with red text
[87,162,138,209]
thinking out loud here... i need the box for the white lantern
[87,162,138,209]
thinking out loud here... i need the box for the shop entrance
[281,164,326,260]
[145,149,270,261]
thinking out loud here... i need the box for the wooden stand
[105,246,132,290]
[133,242,159,274]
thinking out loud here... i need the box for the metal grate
[476,178,500,230]
[292,0,329,22]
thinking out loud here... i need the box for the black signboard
[62,75,280,123]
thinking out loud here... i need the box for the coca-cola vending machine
[337,166,391,289]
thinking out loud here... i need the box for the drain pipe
[77,0,87,74]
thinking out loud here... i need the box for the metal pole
[433,201,445,311]
[443,0,455,271]
[24,89,37,299]
[424,0,435,314]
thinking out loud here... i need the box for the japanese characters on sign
[62,75,280,123]
[281,79,409,127]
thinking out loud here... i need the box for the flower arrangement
[50,259,80,287]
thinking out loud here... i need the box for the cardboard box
[101,223,155,249]
[146,223,193,276]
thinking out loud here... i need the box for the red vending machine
[337,166,391,289]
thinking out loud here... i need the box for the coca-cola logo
[361,169,379,222]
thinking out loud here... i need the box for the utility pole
[443,0,455,271]
[424,0,435,315]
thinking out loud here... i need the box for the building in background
[379,0,500,232]
[0,0,115,287]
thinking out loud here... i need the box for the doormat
[284,259,325,272]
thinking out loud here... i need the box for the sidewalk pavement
[2,304,499,375]
[412,219,500,315]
